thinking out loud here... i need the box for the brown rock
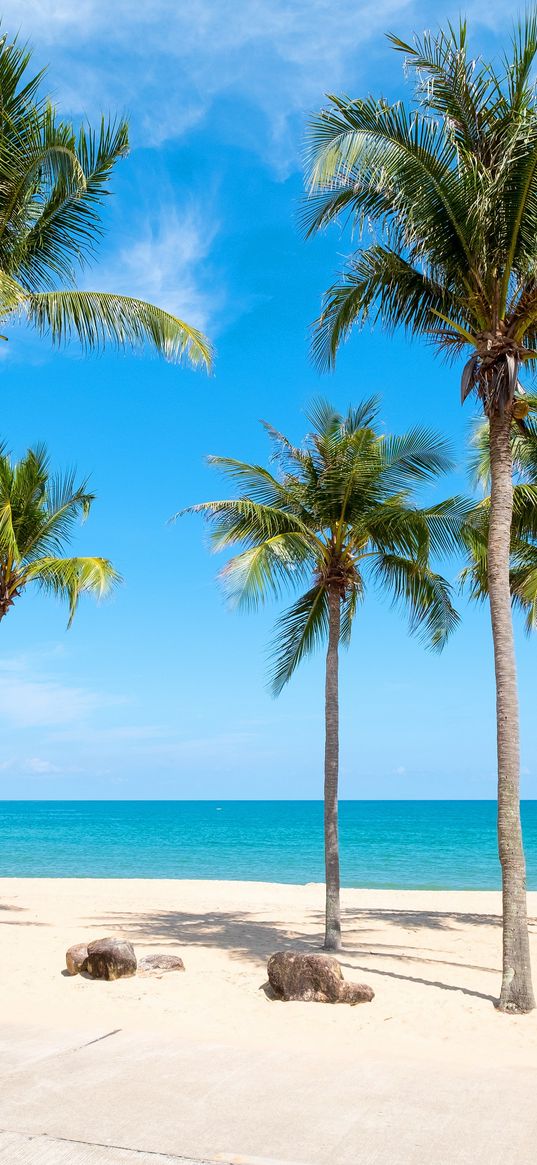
[137,954,185,977]
[65,942,88,975]
[338,979,375,1004]
[85,937,137,981]
[267,951,374,1005]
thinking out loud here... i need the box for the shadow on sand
[83,901,523,1004]
[0,901,46,926]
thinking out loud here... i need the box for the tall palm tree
[0,32,211,368]
[0,443,118,625]
[464,408,537,630]
[183,399,465,949]
[305,17,537,1012]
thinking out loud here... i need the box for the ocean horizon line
[1,797,536,804]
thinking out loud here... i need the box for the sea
[1,800,537,889]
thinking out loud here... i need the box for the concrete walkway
[0,1131,212,1163]
[2,1024,536,1165]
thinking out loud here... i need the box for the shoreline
[0,876,518,888]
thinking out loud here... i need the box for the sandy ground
[2,878,537,1067]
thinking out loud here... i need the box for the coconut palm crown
[0,32,212,368]
[304,17,537,406]
[0,443,119,625]
[185,399,464,686]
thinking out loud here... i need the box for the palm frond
[180,498,316,551]
[25,555,120,626]
[378,427,454,488]
[204,457,290,509]
[220,534,314,611]
[387,23,501,151]
[373,552,460,650]
[311,247,464,370]
[305,397,341,438]
[0,498,18,558]
[22,290,213,368]
[18,117,130,289]
[269,584,329,694]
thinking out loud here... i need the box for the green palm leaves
[24,292,211,367]
[304,17,537,409]
[184,399,467,692]
[0,443,119,625]
[0,34,212,369]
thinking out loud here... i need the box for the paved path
[2,1024,536,1165]
[0,1130,212,1163]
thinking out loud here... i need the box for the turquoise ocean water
[1,801,537,889]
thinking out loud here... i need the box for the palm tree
[0,32,211,368]
[304,17,537,1012]
[183,399,465,949]
[0,443,118,625]
[464,409,537,630]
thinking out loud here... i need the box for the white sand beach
[2,879,537,1163]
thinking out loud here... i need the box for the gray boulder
[85,937,137,981]
[267,951,374,1005]
[138,953,185,977]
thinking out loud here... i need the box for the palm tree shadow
[0,901,46,926]
[338,960,498,1004]
[341,907,507,930]
[86,908,318,966]
[86,903,509,1004]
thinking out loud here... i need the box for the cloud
[0,671,99,728]
[1,1,509,172]
[25,756,61,774]
[0,755,64,775]
[0,652,267,764]
[91,206,222,333]
[49,722,269,764]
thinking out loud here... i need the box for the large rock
[85,937,137,981]
[267,951,374,1005]
[137,953,185,977]
[65,943,88,976]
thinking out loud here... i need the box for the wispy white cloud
[0,666,100,728]
[25,756,62,774]
[0,754,67,776]
[0,652,271,781]
[0,1,509,172]
[48,721,272,766]
[91,206,222,333]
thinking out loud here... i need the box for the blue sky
[1,0,535,800]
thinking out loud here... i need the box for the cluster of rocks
[65,937,185,981]
[267,951,374,1005]
[66,940,373,1005]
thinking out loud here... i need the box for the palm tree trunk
[324,583,341,951]
[488,411,535,1013]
